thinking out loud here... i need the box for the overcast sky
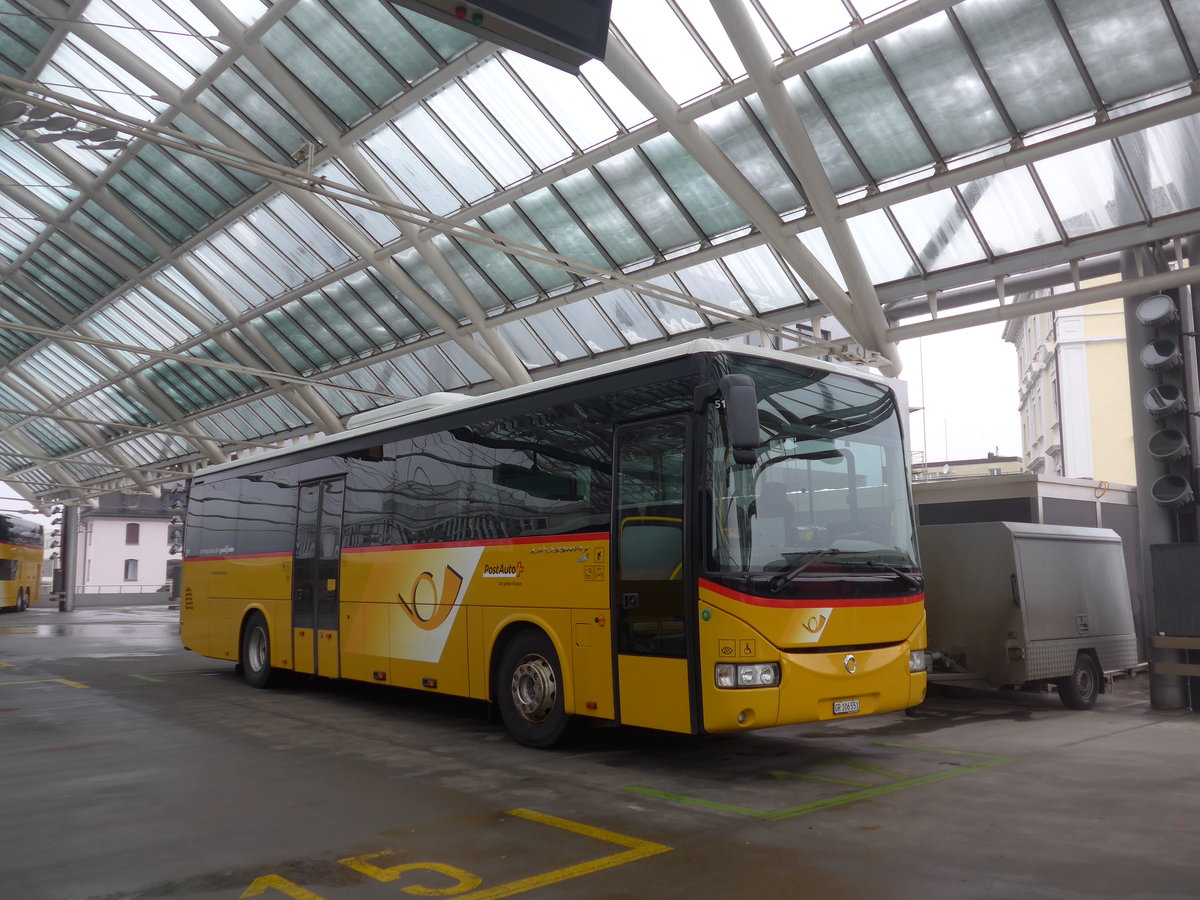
[898,321,1023,463]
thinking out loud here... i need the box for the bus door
[292,477,345,678]
[613,417,697,734]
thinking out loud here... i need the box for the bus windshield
[708,357,919,594]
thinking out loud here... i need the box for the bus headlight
[909,650,929,673]
[716,662,780,688]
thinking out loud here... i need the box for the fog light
[715,662,781,688]
[909,650,929,673]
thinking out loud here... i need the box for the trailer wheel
[1056,653,1100,710]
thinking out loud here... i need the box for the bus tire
[16,588,27,612]
[1055,652,1100,710]
[496,629,571,748]
[241,611,277,689]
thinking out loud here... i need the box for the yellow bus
[0,513,44,613]
[181,340,926,746]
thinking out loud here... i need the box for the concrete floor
[2,601,1198,900]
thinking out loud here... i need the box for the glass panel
[673,0,753,79]
[365,124,458,215]
[426,83,532,187]
[1120,115,1200,218]
[1033,142,1144,237]
[455,229,537,303]
[889,190,988,271]
[201,63,312,161]
[517,188,608,269]
[1057,0,1188,106]
[399,105,495,202]
[285,0,406,108]
[758,0,853,53]
[699,102,808,212]
[555,170,653,266]
[430,234,508,310]
[553,298,624,353]
[315,161,403,245]
[611,0,722,103]
[955,0,1093,134]
[476,206,571,292]
[595,289,662,344]
[722,245,809,312]
[640,287,706,335]
[342,2,439,83]
[642,134,749,238]
[392,247,468,320]
[260,18,371,127]
[807,45,932,182]
[462,59,573,169]
[596,150,699,252]
[497,319,554,367]
[675,260,750,316]
[505,52,620,151]
[522,308,587,362]
[878,13,1008,158]
[961,167,1060,254]
[439,335,492,384]
[846,209,917,282]
[412,345,466,389]
[578,61,652,130]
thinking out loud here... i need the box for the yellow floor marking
[0,661,14,668]
[453,808,672,900]
[240,874,325,899]
[0,678,88,689]
[339,853,481,894]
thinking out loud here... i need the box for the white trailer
[918,522,1140,709]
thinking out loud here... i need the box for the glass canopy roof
[0,0,1197,504]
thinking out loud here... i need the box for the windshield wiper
[759,551,923,594]
[863,560,924,591]
[764,548,842,593]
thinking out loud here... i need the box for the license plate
[833,699,860,716]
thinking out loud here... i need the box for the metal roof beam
[712,0,900,375]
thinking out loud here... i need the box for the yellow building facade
[1002,286,1136,487]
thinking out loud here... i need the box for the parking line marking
[625,745,1014,820]
[453,808,671,900]
[0,661,14,668]
[0,678,88,689]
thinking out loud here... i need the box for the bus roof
[195,340,887,480]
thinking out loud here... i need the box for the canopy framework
[0,0,1196,505]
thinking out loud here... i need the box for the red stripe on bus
[342,532,610,554]
[186,551,293,562]
[699,577,923,609]
[188,533,611,562]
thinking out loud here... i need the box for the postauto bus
[0,513,43,613]
[180,340,925,746]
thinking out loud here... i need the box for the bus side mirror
[696,374,759,465]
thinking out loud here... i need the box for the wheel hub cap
[511,654,556,723]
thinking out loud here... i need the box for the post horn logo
[398,565,464,631]
[843,653,857,675]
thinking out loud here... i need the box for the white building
[74,494,181,595]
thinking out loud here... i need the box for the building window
[125,523,140,545]
[123,559,138,582]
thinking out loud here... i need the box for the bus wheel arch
[491,624,572,748]
[239,609,277,689]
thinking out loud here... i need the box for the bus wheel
[241,612,277,689]
[1056,653,1100,710]
[16,588,27,612]
[497,630,570,748]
